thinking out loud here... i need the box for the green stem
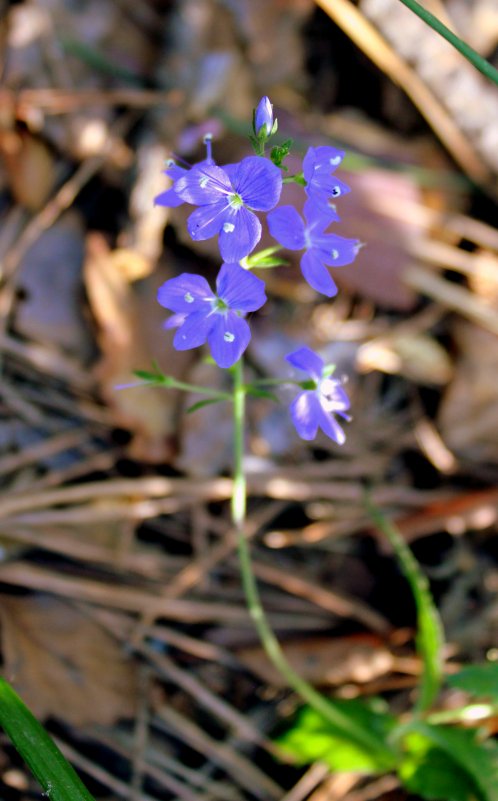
[162,378,231,400]
[397,0,498,88]
[231,359,394,764]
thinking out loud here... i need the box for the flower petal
[267,206,307,250]
[289,391,321,440]
[154,187,184,208]
[285,347,324,380]
[300,249,338,297]
[163,313,186,330]
[173,311,213,351]
[216,263,266,313]
[218,206,261,262]
[157,273,213,313]
[229,156,282,211]
[175,164,232,204]
[187,201,230,242]
[208,311,251,368]
[316,403,346,445]
[313,235,360,267]
[312,146,345,172]
[303,199,340,232]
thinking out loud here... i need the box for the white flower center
[331,249,339,260]
[224,331,235,342]
[223,222,235,233]
[330,156,342,166]
[319,377,341,412]
[184,292,194,303]
[199,175,210,188]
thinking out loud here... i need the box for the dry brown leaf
[84,233,187,463]
[0,128,55,211]
[13,211,92,358]
[357,331,453,385]
[438,321,498,463]
[0,594,137,725]
[237,634,399,687]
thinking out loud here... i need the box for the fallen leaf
[84,233,188,463]
[0,594,137,725]
[438,321,498,463]
[237,634,398,687]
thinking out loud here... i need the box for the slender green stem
[162,378,231,400]
[231,359,395,764]
[397,0,498,88]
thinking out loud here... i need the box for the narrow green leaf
[448,663,498,701]
[186,397,224,414]
[245,387,280,402]
[365,495,444,711]
[0,677,95,801]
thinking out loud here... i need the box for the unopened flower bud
[254,96,274,138]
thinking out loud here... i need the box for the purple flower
[154,160,190,208]
[303,146,351,214]
[174,156,282,262]
[267,200,360,297]
[254,96,274,137]
[157,263,266,368]
[154,135,215,209]
[286,347,351,444]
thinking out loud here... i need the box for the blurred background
[1,0,498,799]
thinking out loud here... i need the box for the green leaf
[276,698,397,774]
[399,731,478,801]
[186,397,224,414]
[403,722,498,801]
[245,387,280,402]
[365,497,444,711]
[0,676,95,801]
[448,664,498,701]
[270,139,293,169]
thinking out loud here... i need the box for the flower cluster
[155,98,360,443]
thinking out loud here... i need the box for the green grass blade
[0,677,95,801]
[365,496,444,711]
[397,0,498,89]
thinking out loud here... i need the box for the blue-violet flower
[286,347,351,444]
[157,263,266,368]
[154,135,215,209]
[267,199,360,297]
[303,146,350,214]
[173,156,282,262]
[254,96,274,137]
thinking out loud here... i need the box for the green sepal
[0,676,95,801]
[245,246,287,269]
[322,364,337,378]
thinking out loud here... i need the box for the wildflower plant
[3,83,498,801]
